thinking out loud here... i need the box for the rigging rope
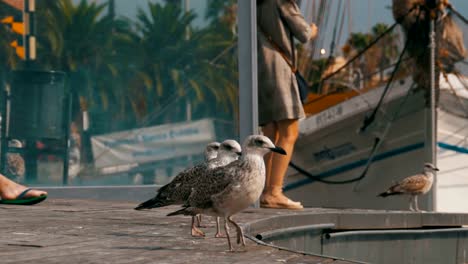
[318,5,420,84]
[359,29,413,132]
[441,69,468,116]
[288,5,422,186]
[289,81,416,186]
[447,5,468,25]
[319,22,399,83]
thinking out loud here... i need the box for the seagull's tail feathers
[167,206,197,217]
[134,184,178,210]
[134,196,172,210]
[377,187,402,197]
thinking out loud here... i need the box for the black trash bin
[2,70,71,184]
[9,70,68,139]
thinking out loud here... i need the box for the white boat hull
[286,79,435,210]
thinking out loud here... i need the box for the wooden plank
[0,199,343,264]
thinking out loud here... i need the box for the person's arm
[278,0,317,43]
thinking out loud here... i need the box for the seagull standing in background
[167,135,287,251]
[135,140,241,237]
[200,140,242,237]
[204,142,221,162]
[195,141,220,229]
[378,163,439,212]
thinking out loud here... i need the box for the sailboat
[287,0,468,212]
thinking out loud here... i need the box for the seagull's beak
[269,146,287,155]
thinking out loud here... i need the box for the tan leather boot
[260,186,303,210]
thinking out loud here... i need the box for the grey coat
[257,0,312,126]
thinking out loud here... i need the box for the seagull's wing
[162,164,208,202]
[394,174,428,193]
[135,163,207,210]
[186,161,241,209]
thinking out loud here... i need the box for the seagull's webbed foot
[215,231,226,238]
[191,226,206,237]
[191,216,205,237]
[215,217,226,238]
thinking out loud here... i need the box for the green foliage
[18,0,240,135]
[342,23,400,82]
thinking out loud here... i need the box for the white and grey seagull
[167,135,287,251]
[134,140,241,237]
[378,162,439,212]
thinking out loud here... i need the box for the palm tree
[343,25,400,86]
[191,1,238,121]
[128,1,238,127]
[372,23,399,81]
[36,0,135,131]
[125,2,198,125]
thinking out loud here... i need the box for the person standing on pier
[257,0,318,209]
[0,174,47,205]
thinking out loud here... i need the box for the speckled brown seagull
[198,140,242,237]
[378,163,439,212]
[134,140,241,237]
[195,141,220,231]
[167,135,287,251]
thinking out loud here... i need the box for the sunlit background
[1,1,467,194]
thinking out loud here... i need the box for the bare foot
[0,179,47,200]
[260,193,303,210]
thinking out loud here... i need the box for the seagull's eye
[254,139,264,146]
[226,145,232,150]
[213,146,219,150]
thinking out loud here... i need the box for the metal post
[237,0,258,141]
[184,0,193,170]
[426,8,437,211]
[23,0,36,61]
[62,90,72,185]
[184,0,191,122]
[0,88,7,175]
[238,1,259,208]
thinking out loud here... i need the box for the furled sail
[392,0,466,71]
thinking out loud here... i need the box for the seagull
[195,141,220,229]
[378,163,439,212]
[198,140,242,237]
[204,141,221,161]
[167,135,287,251]
[134,140,241,237]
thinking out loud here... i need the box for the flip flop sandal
[0,188,47,205]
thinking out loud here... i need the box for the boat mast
[426,0,438,211]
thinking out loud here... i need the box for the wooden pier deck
[0,199,354,264]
